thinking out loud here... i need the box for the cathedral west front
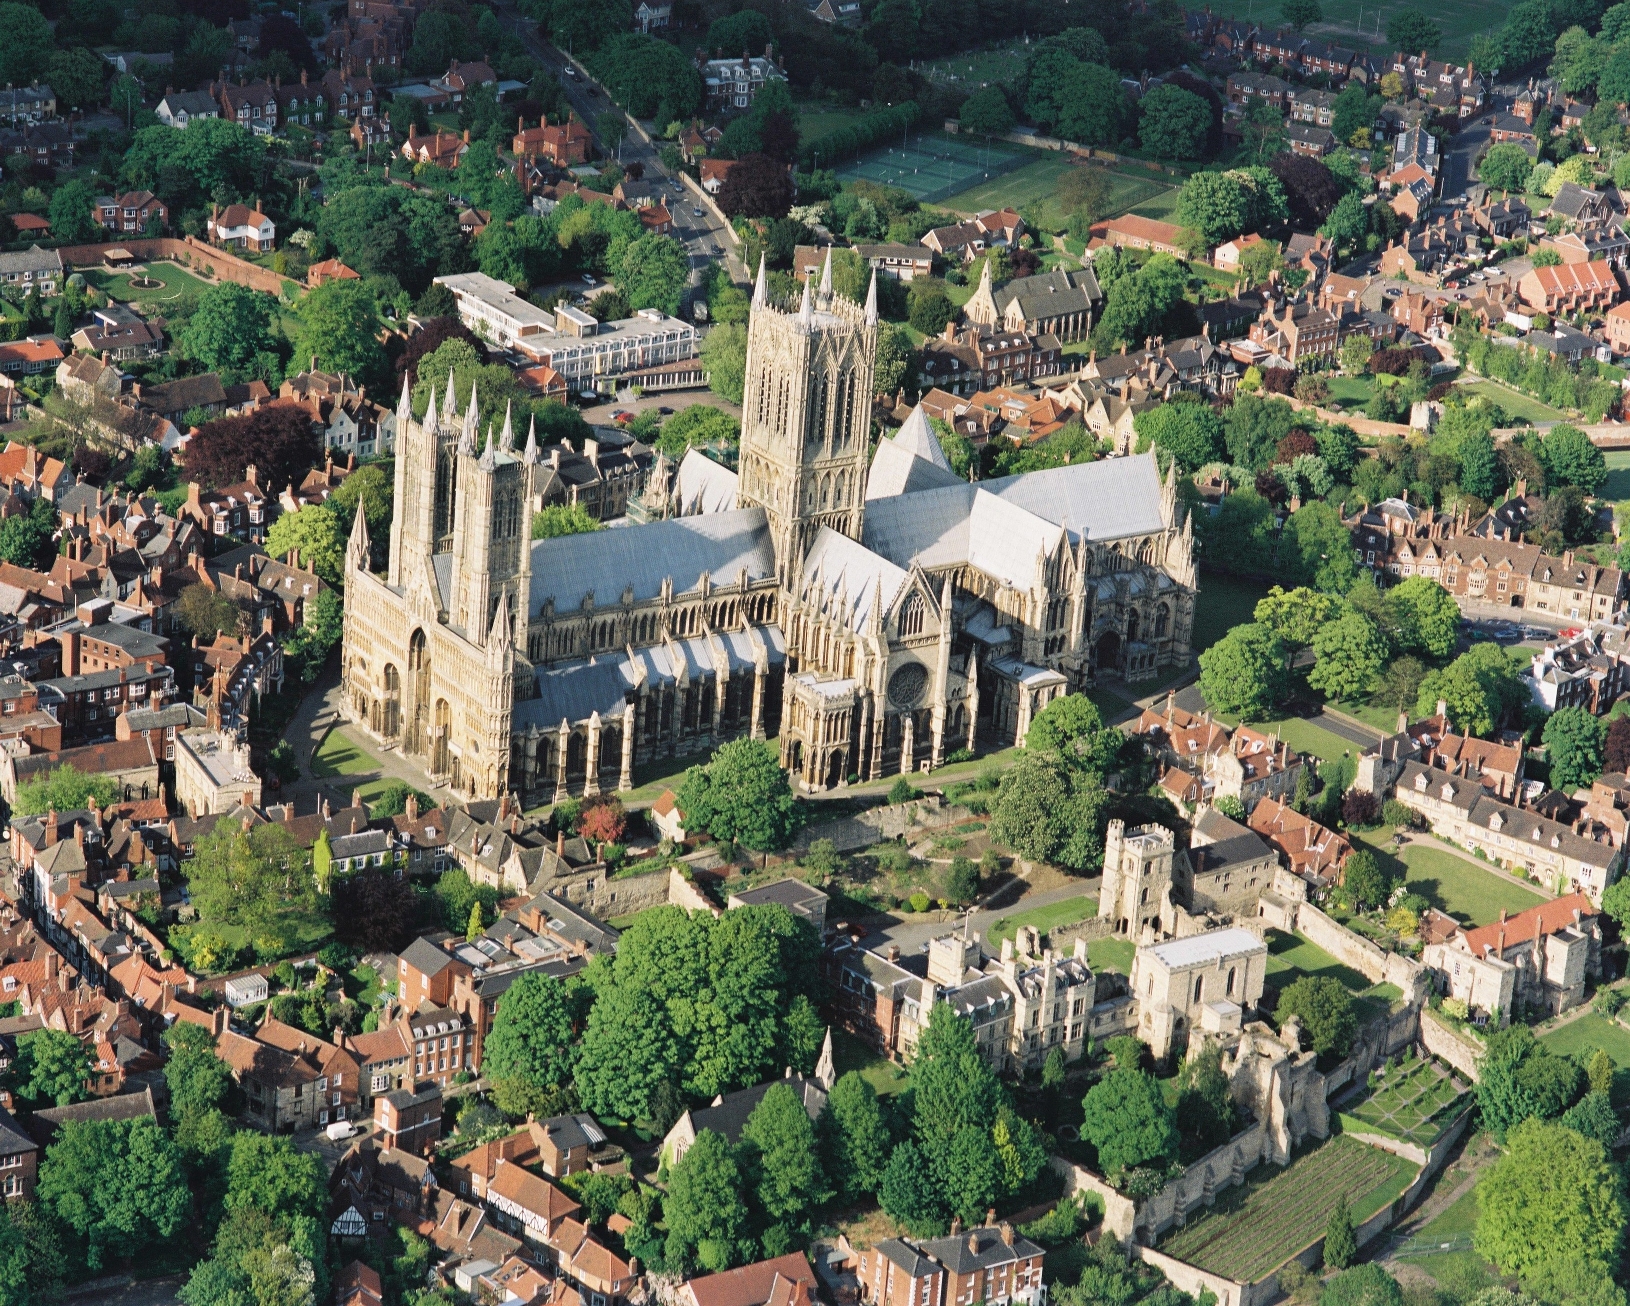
[340,255,1199,805]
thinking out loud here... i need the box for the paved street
[491,0,746,290]
[859,880,1100,956]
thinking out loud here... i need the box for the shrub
[1381,799,1414,829]
[1441,997,1469,1020]
[1341,790,1380,828]
[888,777,918,805]
[908,891,931,913]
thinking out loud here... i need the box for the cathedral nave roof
[527,506,774,612]
[800,527,910,633]
[981,450,1168,543]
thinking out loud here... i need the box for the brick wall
[56,237,287,296]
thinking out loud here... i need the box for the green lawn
[1158,1135,1418,1281]
[989,894,1097,946]
[1192,573,1274,655]
[1088,936,1136,974]
[1540,1012,1630,1065]
[1351,834,1547,928]
[1327,697,1412,734]
[919,41,1033,88]
[1265,929,1374,995]
[796,101,876,143]
[1324,374,1377,407]
[944,153,1071,226]
[309,728,400,806]
[1603,451,1630,502]
[1130,185,1182,219]
[1458,380,1571,424]
[1273,718,1362,770]
[85,261,215,307]
[831,1027,911,1097]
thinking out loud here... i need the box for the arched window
[898,592,925,637]
[1155,604,1170,637]
[1127,609,1140,642]
[1226,967,1236,997]
[1193,975,1204,1003]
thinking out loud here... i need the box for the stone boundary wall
[667,866,719,916]
[1419,1006,1485,1082]
[1050,914,1117,949]
[1133,1246,1251,1306]
[1050,1156,1139,1242]
[1294,901,1424,996]
[57,237,289,296]
[793,796,975,854]
[1280,392,1416,438]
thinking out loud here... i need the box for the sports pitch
[832,133,1032,204]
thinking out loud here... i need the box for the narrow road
[860,879,1100,955]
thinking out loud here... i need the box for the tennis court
[833,132,1032,204]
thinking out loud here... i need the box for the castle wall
[1418,1005,1485,1082]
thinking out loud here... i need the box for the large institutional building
[340,259,1199,804]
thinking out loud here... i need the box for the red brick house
[1519,259,1622,315]
[95,191,167,235]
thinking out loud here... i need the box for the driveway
[1441,116,1492,200]
[859,880,1100,956]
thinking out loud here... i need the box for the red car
[610,410,635,424]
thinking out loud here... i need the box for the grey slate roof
[528,506,774,611]
[399,935,456,977]
[916,1226,1043,1271]
[686,1074,828,1146]
[993,266,1102,322]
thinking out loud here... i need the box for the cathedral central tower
[735,252,879,582]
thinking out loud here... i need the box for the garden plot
[1341,1056,1469,1147]
[1157,1135,1417,1283]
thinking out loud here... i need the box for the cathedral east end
[340,259,1200,806]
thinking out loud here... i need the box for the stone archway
[825,750,845,790]
[1096,630,1122,673]
[407,631,430,756]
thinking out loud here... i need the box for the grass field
[1324,374,1378,407]
[944,153,1072,224]
[1541,1012,1630,1065]
[1266,929,1374,995]
[85,261,214,306]
[1088,936,1136,974]
[795,101,875,143]
[1193,572,1273,655]
[1458,380,1571,424]
[310,728,400,806]
[1342,1057,1468,1146]
[1350,834,1546,927]
[832,1027,911,1096]
[919,41,1033,88]
[1273,718,1362,769]
[1159,1135,1418,1281]
[1604,451,1630,501]
[989,893,1097,945]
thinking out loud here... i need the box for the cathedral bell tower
[736,251,879,583]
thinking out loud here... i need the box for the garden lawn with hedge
[1157,1135,1417,1282]
[1339,1055,1469,1147]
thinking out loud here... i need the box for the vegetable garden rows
[1157,1136,1413,1282]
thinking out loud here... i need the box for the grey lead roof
[528,506,774,613]
[981,449,1169,543]
[800,527,910,633]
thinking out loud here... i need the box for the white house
[207,201,276,252]
[155,91,221,129]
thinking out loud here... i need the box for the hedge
[799,100,922,168]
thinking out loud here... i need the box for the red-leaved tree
[717,152,795,220]
[579,798,628,844]
[183,405,322,495]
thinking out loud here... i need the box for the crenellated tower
[736,252,879,582]
[450,400,535,649]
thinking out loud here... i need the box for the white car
[326,1120,358,1141]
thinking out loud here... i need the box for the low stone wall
[1279,392,1415,438]
[1051,1157,1139,1242]
[1295,901,1424,996]
[1419,1006,1485,1082]
[57,237,288,295]
[794,796,976,854]
[1051,914,1117,949]
[1133,1245,1252,1306]
[1133,1118,1274,1242]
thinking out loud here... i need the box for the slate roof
[399,935,456,977]
[917,1225,1044,1271]
[993,266,1102,321]
[685,1075,827,1145]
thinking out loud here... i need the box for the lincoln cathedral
[340,255,1200,805]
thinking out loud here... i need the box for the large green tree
[1079,1066,1179,1176]
[1198,623,1288,720]
[1540,425,1608,492]
[911,1003,1004,1163]
[481,972,580,1107]
[675,739,801,851]
[1476,1117,1626,1279]
[0,4,55,90]
[822,1071,893,1201]
[13,765,120,819]
[618,233,690,316]
[990,749,1111,872]
[178,284,280,378]
[13,1030,90,1107]
[1283,500,1359,594]
[1255,586,1342,668]
[575,904,820,1120]
[1138,85,1212,160]
[664,1129,752,1274]
[292,279,387,393]
[1024,695,1123,773]
[1479,142,1535,193]
[185,822,317,943]
[1134,401,1226,473]
[741,1081,829,1231]
[163,1023,232,1119]
[1309,609,1389,700]
[880,1140,946,1236]
[1544,707,1608,791]
[1416,642,1527,736]
[1276,976,1357,1057]
[1386,577,1461,661]
[264,506,346,585]
[38,1119,190,1270]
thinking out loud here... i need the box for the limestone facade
[341,256,1198,804]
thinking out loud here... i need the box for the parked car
[326,1120,358,1141]
[658,406,674,414]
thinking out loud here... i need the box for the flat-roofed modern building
[1130,925,1268,1060]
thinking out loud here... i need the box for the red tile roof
[1460,891,1598,955]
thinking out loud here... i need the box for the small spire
[423,383,439,437]
[818,246,833,301]
[442,369,457,420]
[461,380,479,450]
[396,371,411,423]
[523,414,538,464]
[499,399,514,452]
[864,269,878,325]
[798,273,813,325]
[753,253,768,307]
